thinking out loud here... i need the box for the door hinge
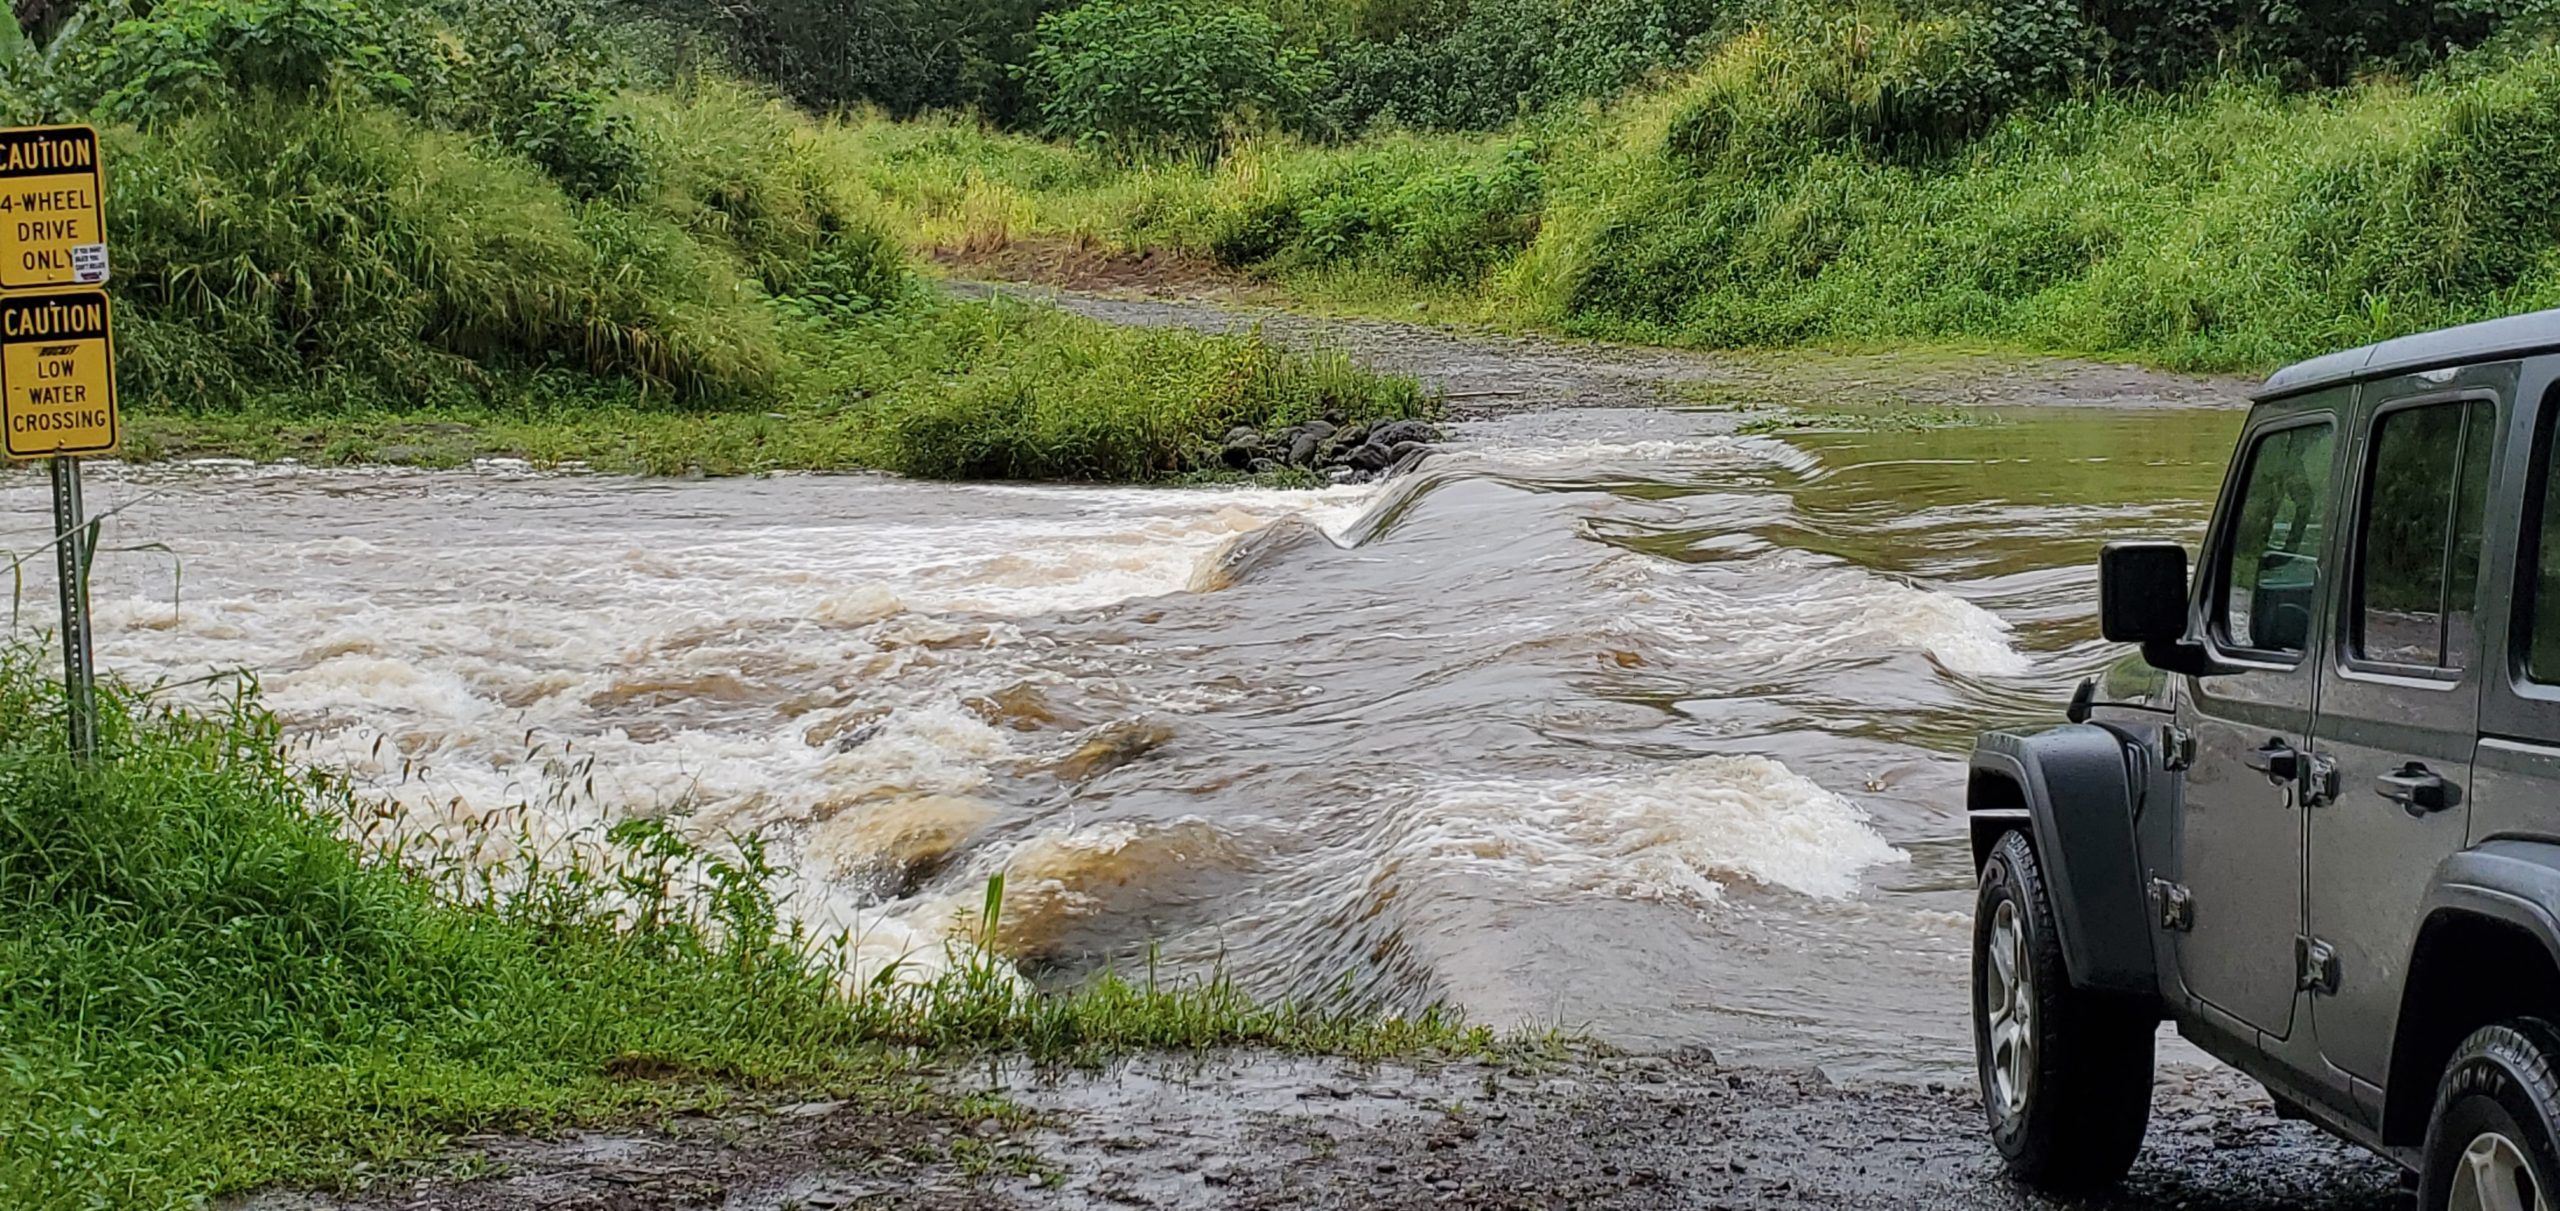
[2302,753,2341,808]
[2297,936,2341,995]
[2150,878,2194,932]
[2159,725,2195,772]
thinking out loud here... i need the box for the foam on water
[1397,756,1909,906]
[1602,549,2031,678]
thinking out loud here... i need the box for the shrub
[1313,0,1735,135]
[1026,0,1326,156]
[1203,137,1546,282]
[50,0,420,122]
[645,0,1060,124]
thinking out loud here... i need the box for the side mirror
[2099,542,2191,643]
[2100,542,2240,679]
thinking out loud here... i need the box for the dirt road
[955,282,2250,416]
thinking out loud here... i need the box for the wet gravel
[240,1050,2407,1211]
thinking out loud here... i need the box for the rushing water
[0,401,2240,1080]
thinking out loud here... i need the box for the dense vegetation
[0,651,1495,1209]
[0,0,1424,479]
[820,0,2560,371]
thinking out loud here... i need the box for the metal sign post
[49,453,93,757]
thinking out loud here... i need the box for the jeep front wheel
[1973,828,2154,1192]
[2421,1020,2560,1211]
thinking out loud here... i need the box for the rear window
[2354,401,2495,670]
[2531,393,2560,684]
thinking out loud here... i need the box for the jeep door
[2176,388,2349,1040]
[2304,371,2507,1089]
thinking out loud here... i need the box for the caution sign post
[0,124,114,761]
[0,125,107,291]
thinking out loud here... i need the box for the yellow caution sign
[1,288,116,459]
[0,125,105,292]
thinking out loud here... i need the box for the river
[0,311,2246,1083]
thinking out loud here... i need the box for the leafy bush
[644,0,1059,124]
[1313,0,1735,134]
[1193,137,1546,282]
[1027,0,1326,155]
[42,0,419,122]
[421,0,655,198]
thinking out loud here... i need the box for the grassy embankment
[103,80,1427,479]
[0,651,1500,1210]
[840,23,2560,376]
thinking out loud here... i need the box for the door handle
[2377,762,2463,818]
[2244,738,2302,783]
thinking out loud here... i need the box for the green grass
[105,79,1429,481]
[0,650,1507,1210]
[829,35,2560,376]
[126,290,1430,478]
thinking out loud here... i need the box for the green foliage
[647,0,1061,124]
[831,32,2560,375]
[0,650,1499,1208]
[110,94,792,410]
[419,0,655,198]
[839,294,1433,479]
[1312,0,1734,134]
[1027,0,1326,155]
[47,0,418,122]
[1199,137,1546,283]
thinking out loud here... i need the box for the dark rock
[1368,419,1441,447]
[1220,426,1264,470]
[1287,432,1322,466]
[1248,458,1281,474]
[1347,442,1397,472]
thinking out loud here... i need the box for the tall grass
[0,650,1497,1210]
[105,76,1428,480]
[834,38,2560,374]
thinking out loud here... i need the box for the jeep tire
[2421,1019,2560,1211]
[1973,828,2154,1192]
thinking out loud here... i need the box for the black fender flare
[1968,724,2158,1000]
[2411,840,2560,963]
[2380,840,2560,1143]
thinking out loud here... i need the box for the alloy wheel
[1984,898,2035,1121]
[2450,1131,2551,1211]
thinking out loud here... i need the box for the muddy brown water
[1,299,2249,1086]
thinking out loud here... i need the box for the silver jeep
[1970,308,2560,1210]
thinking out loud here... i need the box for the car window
[2354,401,2494,669]
[2220,422,2337,656]
[2530,398,2560,685]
